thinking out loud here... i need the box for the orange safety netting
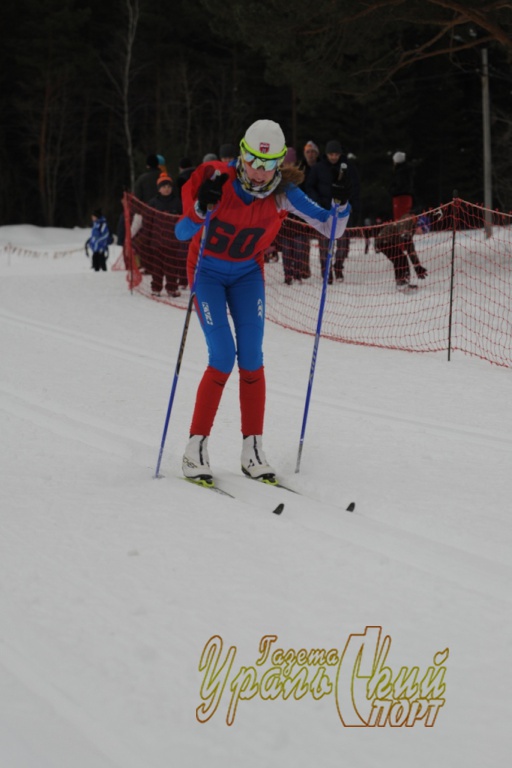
[113,193,512,368]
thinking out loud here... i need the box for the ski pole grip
[206,170,218,211]
[332,163,349,204]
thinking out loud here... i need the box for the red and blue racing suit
[175,160,349,437]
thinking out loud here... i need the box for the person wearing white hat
[175,119,351,485]
[390,151,414,220]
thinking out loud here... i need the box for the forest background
[1,0,512,229]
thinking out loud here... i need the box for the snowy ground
[1,225,511,767]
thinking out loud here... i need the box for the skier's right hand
[197,172,229,214]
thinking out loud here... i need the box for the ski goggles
[240,138,286,171]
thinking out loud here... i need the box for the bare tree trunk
[38,78,68,226]
[180,60,194,156]
[38,83,50,224]
[122,0,139,191]
[76,92,91,223]
[100,0,140,191]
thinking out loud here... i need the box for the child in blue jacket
[86,208,112,271]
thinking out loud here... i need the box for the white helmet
[241,119,287,159]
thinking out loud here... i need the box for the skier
[175,119,351,484]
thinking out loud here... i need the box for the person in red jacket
[175,119,351,484]
[390,151,414,220]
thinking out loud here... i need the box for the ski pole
[295,164,349,473]
[294,203,339,473]
[154,206,213,478]
[295,163,347,473]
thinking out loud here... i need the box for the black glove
[331,164,352,205]
[415,264,428,279]
[197,172,229,213]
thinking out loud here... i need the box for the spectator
[175,118,351,484]
[306,139,361,283]
[203,152,218,162]
[134,154,161,203]
[146,174,184,297]
[175,158,196,289]
[390,151,414,220]
[219,144,237,164]
[374,214,428,288]
[176,157,195,204]
[276,147,303,284]
[277,214,304,285]
[117,206,126,249]
[300,140,320,187]
[116,203,129,268]
[296,140,320,279]
[86,208,112,272]
[284,147,297,164]
[130,157,170,272]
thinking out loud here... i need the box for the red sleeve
[181,161,231,223]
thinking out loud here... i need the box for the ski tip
[273,503,285,515]
[346,502,356,512]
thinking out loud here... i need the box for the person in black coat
[300,140,320,191]
[176,158,196,204]
[294,140,321,279]
[134,154,161,203]
[305,139,360,283]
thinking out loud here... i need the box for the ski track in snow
[1,306,510,603]
[2,305,511,451]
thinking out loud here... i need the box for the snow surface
[1,225,511,767]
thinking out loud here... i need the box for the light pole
[456,27,493,237]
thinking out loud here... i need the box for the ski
[182,476,285,515]
[182,474,354,514]
[182,476,235,498]
[241,467,300,494]
[248,476,300,495]
[244,474,356,512]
